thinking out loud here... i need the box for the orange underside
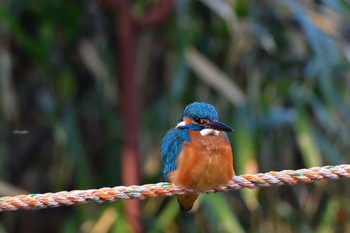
[167,130,235,211]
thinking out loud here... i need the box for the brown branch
[100,1,173,232]
[101,0,141,232]
[133,0,173,29]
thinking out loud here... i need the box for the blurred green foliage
[0,0,350,232]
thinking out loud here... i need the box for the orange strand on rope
[0,164,349,212]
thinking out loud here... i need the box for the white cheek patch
[176,121,186,128]
[200,129,220,136]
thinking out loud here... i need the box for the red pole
[114,1,141,233]
[100,1,173,232]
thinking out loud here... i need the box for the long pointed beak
[203,120,234,132]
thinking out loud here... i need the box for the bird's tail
[177,194,199,212]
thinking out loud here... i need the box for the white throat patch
[176,121,220,136]
[176,121,186,128]
[200,128,220,136]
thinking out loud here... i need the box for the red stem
[100,0,173,232]
[134,0,173,29]
[115,2,141,233]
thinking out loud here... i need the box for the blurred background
[1,0,350,232]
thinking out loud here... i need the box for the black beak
[203,120,234,132]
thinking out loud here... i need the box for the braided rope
[0,164,349,211]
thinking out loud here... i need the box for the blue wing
[160,128,190,182]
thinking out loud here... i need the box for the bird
[160,102,235,211]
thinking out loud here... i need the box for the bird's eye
[194,117,209,124]
[194,117,201,123]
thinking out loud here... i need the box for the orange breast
[167,130,235,190]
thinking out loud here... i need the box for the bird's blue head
[183,102,218,121]
[178,102,233,132]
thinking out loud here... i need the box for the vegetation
[0,0,349,232]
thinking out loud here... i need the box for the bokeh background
[1,0,350,232]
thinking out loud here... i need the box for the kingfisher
[161,102,235,211]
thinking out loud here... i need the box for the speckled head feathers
[183,102,218,120]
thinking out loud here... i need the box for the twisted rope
[1,164,349,211]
